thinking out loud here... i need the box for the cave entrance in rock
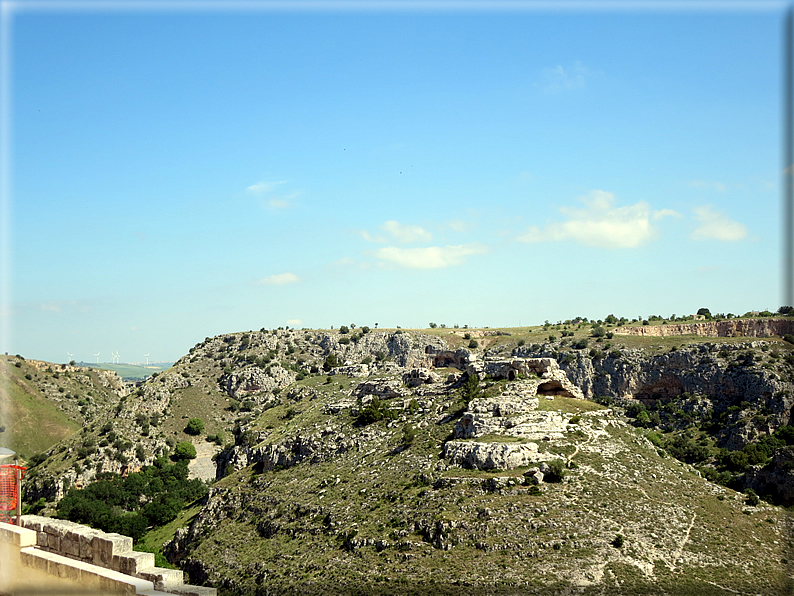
[508,369,517,381]
[536,381,574,398]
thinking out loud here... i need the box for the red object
[0,465,26,525]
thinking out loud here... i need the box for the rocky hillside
[0,355,128,459]
[16,321,794,594]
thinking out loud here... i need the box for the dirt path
[187,440,221,481]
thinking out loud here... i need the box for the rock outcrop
[444,440,540,469]
[615,318,794,338]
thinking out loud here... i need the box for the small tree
[545,459,566,483]
[185,418,204,435]
[468,339,479,349]
[429,322,438,329]
[339,325,350,334]
[323,353,341,372]
[173,442,197,461]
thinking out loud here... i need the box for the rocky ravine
[20,327,794,595]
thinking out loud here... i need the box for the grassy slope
[0,360,80,459]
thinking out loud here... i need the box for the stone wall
[18,515,215,595]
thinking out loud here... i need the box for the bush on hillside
[173,442,197,461]
[185,418,204,435]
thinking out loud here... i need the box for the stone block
[36,530,48,547]
[92,532,132,567]
[140,566,185,590]
[46,531,60,552]
[113,550,155,574]
[20,514,46,533]
[79,528,102,560]
[61,535,80,558]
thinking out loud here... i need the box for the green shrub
[468,339,479,349]
[744,488,760,506]
[545,459,566,483]
[185,418,204,435]
[401,424,417,446]
[173,442,197,461]
[611,534,624,548]
[356,398,397,425]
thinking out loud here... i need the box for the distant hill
[80,362,174,381]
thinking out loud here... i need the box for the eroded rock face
[444,440,539,470]
[403,368,441,388]
[354,378,407,400]
[330,364,370,378]
[219,366,294,399]
[745,446,794,506]
[453,380,568,440]
[615,318,794,338]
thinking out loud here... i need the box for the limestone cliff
[615,317,794,338]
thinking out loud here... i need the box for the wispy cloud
[259,272,299,285]
[691,205,747,241]
[267,192,300,209]
[246,180,287,195]
[688,180,727,192]
[362,220,432,244]
[246,180,299,209]
[517,190,679,249]
[539,61,595,94]
[382,220,432,243]
[374,244,487,269]
[446,219,468,233]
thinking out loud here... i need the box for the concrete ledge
[169,585,218,596]
[21,546,155,595]
[0,521,37,548]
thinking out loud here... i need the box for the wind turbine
[66,352,73,362]
[112,351,120,364]
[94,352,100,363]
[143,353,150,366]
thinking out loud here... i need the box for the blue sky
[2,1,787,363]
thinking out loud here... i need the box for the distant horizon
[3,2,786,365]
[11,307,791,364]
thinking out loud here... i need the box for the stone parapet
[17,516,215,595]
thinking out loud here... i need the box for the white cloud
[360,230,384,243]
[361,220,432,244]
[691,205,747,241]
[246,180,287,194]
[374,244,487,269]
[259,272,299,285]
[540,61,594,94]
[382,220,432,243]
[286,319,302,327]
[517,190,677,249]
